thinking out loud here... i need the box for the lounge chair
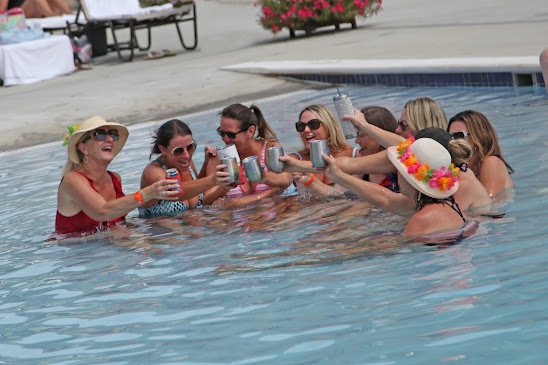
[76,0,197,61]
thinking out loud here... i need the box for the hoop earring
[83,156,88,164]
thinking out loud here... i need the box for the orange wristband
[303,173,315,186]
[133,190,144,205]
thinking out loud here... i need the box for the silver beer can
[266,146,285,173]
[310,140,329,168]
[333,92,358,139]
[242,155,264,183]
[220,156,240,184]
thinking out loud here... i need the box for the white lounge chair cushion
[82,0,174,21]
[0,35,75,86]
[26,13,85,30]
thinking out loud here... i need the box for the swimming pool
[1,86,547,363]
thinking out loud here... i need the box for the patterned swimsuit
[138,160,203,217]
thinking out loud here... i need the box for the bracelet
[132,190,144,205]
[303,173,315,186]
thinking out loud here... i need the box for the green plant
[256,0,383,34]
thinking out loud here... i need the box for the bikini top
[225,141,271,198]
[439,196,467,224]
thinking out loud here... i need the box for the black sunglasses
[90,128,120,141]
[397,120,408,130]
[450,132,470,140]
[170,141,197,156]
[217,126,249,139]
[295,119,322,133]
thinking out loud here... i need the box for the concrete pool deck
[0,0,546,151]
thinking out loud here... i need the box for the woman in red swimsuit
[55,116,179,236]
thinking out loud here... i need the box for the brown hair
[361,106,398,133]
[220,103,278,142]
[448,110,513,175]
[149,119,192,160]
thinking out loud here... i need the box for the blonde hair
[62,133,88,176]
[448,138,473,166]
[404,97,448,133]
[298,104,349,153]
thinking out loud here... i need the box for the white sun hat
[387,137,459,199]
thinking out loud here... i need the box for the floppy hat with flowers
[63,116,129,164]
[387,137,460,199]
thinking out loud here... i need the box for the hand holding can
[266,146,285,173]
[242,156,264,183]
[333,88,358,139]
[165,168,184,196]
[310,140,329,168]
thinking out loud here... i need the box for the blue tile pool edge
[223,58,545,88]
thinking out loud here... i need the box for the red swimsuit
[55,171,126,235]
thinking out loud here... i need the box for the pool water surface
[0,86,547,364]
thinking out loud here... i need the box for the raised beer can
[310,140,329,168]
[220,156,240,184]
[333,92,358,139]
[217,144,240,164]
[266,146,285,173]
[242,155,264,183]
[165,168,184,195]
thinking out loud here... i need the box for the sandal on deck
[144,51,164,60]
[161,49,177,57]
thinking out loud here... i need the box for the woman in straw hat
[55,116,179,236]
[320,137,472,236]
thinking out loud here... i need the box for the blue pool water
[1,86,548,364]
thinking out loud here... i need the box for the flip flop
[161,49,177,57]
[144,51,164,60]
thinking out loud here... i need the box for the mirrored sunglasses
[92,128,120,141]
[295,119,322,133]
[217,127,249,139]
[450,132,470,140]
[170,141,197,156]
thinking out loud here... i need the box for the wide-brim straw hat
[67,116,129,164]
[387,137,459,199]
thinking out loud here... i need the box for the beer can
[242,155,264,183]
[333,92,358,139]
[165,168,184,195]
[217,144,240,164]
[310,140,329,168]
[266,146,285,173]
[220,156,240,184]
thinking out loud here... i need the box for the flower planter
[289,16,357,38]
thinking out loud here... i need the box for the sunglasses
[295,119,322,133]
[90,128,120,141]
[397,120,408,130]
[170,141,197,156]
[450,132,471,140]
[217,127,249,139]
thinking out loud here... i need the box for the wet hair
[448,110,513,175]
[361,106,398,133]
[298,104,349,153]
[150,119,192,160]
[404,97,448,133]
[415,192,457,211]
[220,103,278,142]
